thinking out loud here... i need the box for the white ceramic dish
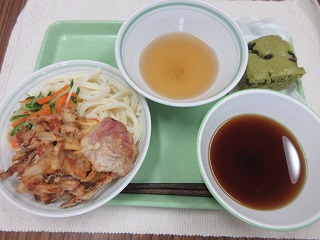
[115,0,248,107]
[0,60,151,217]
[197,89,320,230]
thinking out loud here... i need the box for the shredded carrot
[36,96,52,105]
[70,165,87,179]
[65,92,78,108]
[11,117,28,127]
[92,118,100,122]
[39,104,52,115]
[50,85,69,99]
[65,101,71,109]
[66,157,87,178]
[19,98,32,103]
[11,135,19,150]
[54,94,68,113]
[32,104,51,116]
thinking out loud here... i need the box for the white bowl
[0,60,151,217]
[115,0,248,107]
[197,89,320,230]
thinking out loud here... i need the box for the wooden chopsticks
[122,183,212,197]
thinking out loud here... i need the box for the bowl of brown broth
[115,0,248,107]
[197,89,320,230]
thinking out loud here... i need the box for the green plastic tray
[36,20,223,210]
[35,20,304,210]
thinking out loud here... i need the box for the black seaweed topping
[263,55,273,60]
[288,51,297,63]
[288,51,297,60]
[248,42,256,50]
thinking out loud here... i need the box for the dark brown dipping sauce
[209,114,306,210]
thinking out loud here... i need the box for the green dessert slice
[240,35,306,91]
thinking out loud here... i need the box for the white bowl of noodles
[0,60,151,217]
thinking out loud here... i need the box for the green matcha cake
[239,35,306,91]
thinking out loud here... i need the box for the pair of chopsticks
[122,183,212,197]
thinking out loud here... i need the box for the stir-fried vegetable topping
[9,81,80,143]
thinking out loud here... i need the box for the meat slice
[80,117,136,177]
